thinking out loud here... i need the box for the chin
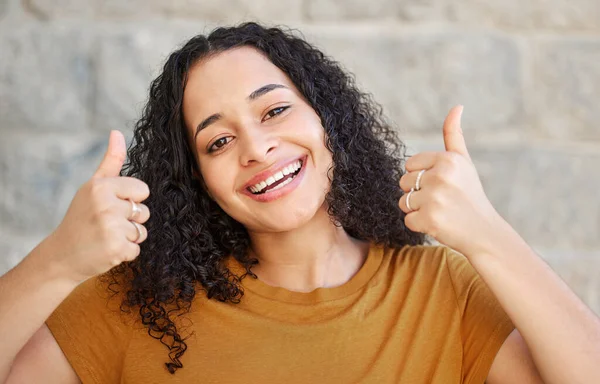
[247,200,325,233]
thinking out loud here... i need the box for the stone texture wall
[0,0,598,313]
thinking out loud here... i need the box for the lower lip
[242,156,308,203]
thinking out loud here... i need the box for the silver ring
[131,221,143,243]
[129,199,141,221]
[415,169,425,191]
[406,188,415,212]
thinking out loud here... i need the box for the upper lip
[241,155,305,191]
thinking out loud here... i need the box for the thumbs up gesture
[44,131,150,283]
[399,106,504,256]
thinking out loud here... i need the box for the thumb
[93,130,127,178]
[443,105,471,162]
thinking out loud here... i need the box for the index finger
[106,176,150,202]
[405,151,438,172]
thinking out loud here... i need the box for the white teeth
[249,159,303,194]
[267,175,294,192]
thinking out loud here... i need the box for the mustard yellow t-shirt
[46,244,515,383]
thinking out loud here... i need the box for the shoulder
[376,243,479,293]
[47,271,138,333]
[370,243,461,290]
[44,273,138,384]
[379,243,459,271]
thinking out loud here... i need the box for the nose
[238,123,279,166]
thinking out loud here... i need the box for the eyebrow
[194,83,288,140]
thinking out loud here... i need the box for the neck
[247,207,370,293]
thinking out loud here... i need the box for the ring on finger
[131,221,143,243]
[406,188,415,212]
[415,169,425,191]
[129,199,142,221]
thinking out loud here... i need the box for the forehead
[184,46,293,104]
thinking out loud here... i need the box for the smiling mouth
[248,159,304,195]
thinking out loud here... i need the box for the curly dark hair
[103,22,427,374]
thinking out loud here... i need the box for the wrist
[464,213,523,260]
[26,233,83,288]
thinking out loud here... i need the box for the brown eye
[208,137,233,153]
[263,106,290,121]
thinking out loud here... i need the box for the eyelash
[208,136,233,153]
[262,106,289,122]
[207,105,290,153]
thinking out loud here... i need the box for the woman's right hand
[43,130,150,283]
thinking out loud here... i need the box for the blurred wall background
[0,0,598,313]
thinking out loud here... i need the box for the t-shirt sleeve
[45,275,134,384]
[443,247,515,384]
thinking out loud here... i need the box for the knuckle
[136,226,148,244]
[430,191,445,207]
[398,196,406,211]
[443,152,461,168]
[89,178,109,197]
[105,240,122,259]
[91,209,110,227]
[89,183,114,210]
[99,217,119,241]
[140,182,150,198]
[432,166,453,184]
[399,175,407,190]
[129,178,149,198]
[128,244,141,260]
[428,212,443,236]
[138,209,150,224]
[429,168,444,183]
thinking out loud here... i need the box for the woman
[1,22,599,383]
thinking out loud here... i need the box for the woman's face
[183,46,333,233]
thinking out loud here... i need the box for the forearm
[0,237,78,382]
[466,219,600,384]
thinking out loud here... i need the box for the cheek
[302,113,326,141]
[290,110,328,153]
[199,162,231,201]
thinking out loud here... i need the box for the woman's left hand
[399,105,507,257]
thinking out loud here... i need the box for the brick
[306,0,600,31]
[0,26,93,131]
[397,0,448,21]
[0,133,106,233]
[532,38,600,141]
[507,147,600,249]
[93,28,195,131]
[25,0,303,22]
[167,0,303,23]
[468,146,524,221]
[24,0,97,18]
[307,30,526,140]
[306,0,448,22]
[306,0,399,21]
[448,0,600,31]
[24,0,167,19]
